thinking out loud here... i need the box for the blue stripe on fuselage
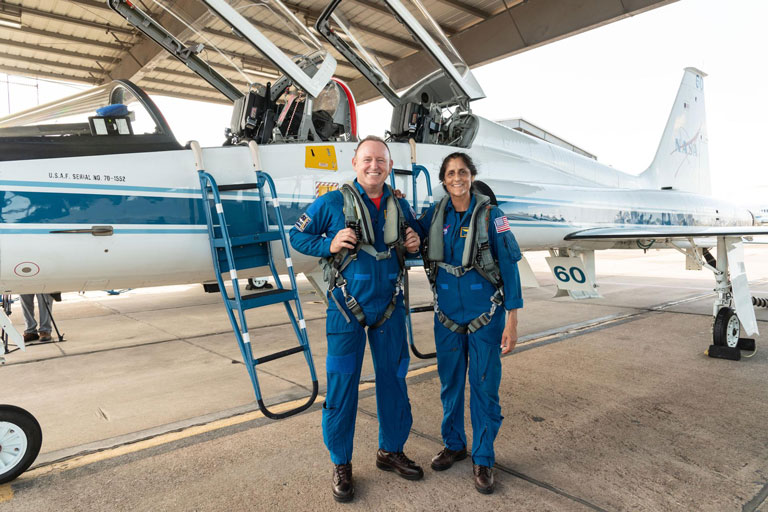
[0,190,308,231]
[0,187,730,233]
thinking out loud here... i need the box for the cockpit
[0,0,487,154]
[108,0,485,148]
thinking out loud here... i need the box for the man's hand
[404,227,420,253]
[330,228,357,253]
[500,309,518,354]
[393,189,406,199]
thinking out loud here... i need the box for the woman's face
[443,157,474,200]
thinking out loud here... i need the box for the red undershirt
[370,195,382,209]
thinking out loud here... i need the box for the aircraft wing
[564,226,768,240]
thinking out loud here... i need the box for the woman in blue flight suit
[419,152,523,494]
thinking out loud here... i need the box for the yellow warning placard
[315,181,339,197]
[305,145,338,171]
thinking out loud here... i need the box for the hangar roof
[0,0,676,105]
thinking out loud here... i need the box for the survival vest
[321,183,408,328]
[423,192,504,334]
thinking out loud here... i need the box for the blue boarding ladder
[192,141,318,419]
[390,161,437,359]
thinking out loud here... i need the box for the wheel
[0,405,42,484]
[713,307,740,348]
[246,278,273,290]
[472,180,498,206]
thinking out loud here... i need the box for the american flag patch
[494,216,510,233]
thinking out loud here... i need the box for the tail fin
[640,67,710,195]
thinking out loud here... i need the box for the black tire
[473,180,498,206]
[0,405,42,484]
[712,307,740,348]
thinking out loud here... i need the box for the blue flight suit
[289,180,423,465]
[420,195,523,467]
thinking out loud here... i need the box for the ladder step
[254,345,305,365]
[410,305,433,314]
[217,182,261,192]
[230,288,296,309]
[213,231,282,247]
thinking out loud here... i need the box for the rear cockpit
[316,0,485,146]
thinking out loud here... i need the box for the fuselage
[0,115,752,294]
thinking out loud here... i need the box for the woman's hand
[500,309,518,354]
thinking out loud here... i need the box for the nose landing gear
[0,405,42,484]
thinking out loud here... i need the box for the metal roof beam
[0,24,124,51]
[0,53,105,78]
[0,37,109,62]
[0,62,99,86]
[433,0,491,19]
[19,4,135,36]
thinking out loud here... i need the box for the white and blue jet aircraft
[1,0,767,483]
[1,0,765,352]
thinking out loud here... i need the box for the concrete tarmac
[2,249,768,511]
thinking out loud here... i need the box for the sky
[1,0,766,201]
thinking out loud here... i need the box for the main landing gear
[674,236,758,361]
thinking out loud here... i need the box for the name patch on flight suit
[460,227,469,238]
[295,213,312,232]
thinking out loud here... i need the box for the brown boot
[473,464,494,494]
[38,331,52,342]
[431,447,467,471]
[376,450,424,480]
[332,463,354,503]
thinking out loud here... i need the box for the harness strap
[431,285,503,334]
[424,192,506,334]
[322,184,408,327]
[436,262,468,277]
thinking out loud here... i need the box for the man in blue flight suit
[289,135,423,503]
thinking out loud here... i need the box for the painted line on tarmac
[0,484,13,504]
[743,479,768,512]
[20,394,326,481]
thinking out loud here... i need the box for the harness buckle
[344,294,359,310]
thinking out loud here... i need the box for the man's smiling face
[352,140,392,197]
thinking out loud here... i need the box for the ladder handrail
[197,165,318,420]
[389,163,434,216]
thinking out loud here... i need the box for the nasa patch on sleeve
[295,213,312,232]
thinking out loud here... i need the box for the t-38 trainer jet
[0,0,765,484]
